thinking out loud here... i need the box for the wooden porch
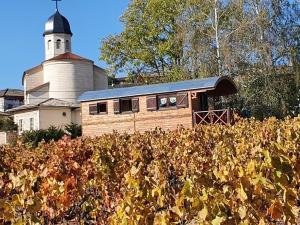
[193,109,233,125]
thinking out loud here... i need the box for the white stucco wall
[39,108,72,130]
[24,69,44,91]
[27,85,50,105]
[0,132,7,145]
[14,110,39,134]
[93,67,108,90]
[44,33,72,60]
[43,60,94,103]
[71,108,81,125]
[13,107,79,134]
[0,97,4,112]
[0,132,17,145]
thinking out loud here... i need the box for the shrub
[0,117,17,132]
[21,126,65,146]
[65,123,82,139]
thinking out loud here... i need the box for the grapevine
[0,116,299,224]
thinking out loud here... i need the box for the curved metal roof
[78,76,238,102]
[44,10,72,36]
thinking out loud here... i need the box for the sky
[0,0,129,90]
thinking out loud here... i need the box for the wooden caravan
[78,76,238,136]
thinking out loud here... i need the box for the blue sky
[0,0,129,89]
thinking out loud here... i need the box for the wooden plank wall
[81,92,194,137]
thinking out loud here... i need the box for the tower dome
[44,10,72,36]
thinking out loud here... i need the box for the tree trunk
[214,0,221,76]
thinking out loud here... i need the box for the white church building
[8,9,108,133]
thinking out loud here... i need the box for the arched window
[66,40,70,50]
[56,39,61,49]
[47,40,51,50]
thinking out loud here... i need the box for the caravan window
[120,98,132,112]
[97,102,107,114]
[158,94,177,109]
[114,98,139,114]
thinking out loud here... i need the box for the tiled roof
[0,89,24,97]
[79,76,237,102]
[45,52,92,62]
[39,98,79,108]
[0,112,10,116]
[7,98,79,113]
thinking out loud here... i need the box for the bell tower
[44,1,72,60]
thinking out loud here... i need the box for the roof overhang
[78,76,238,103]
[27,82,50,93]
[7,98,79,114]
[0,112,11,117]
[22,64,43,85]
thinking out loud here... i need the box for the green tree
[101,0,300,118]
[101,0,187,81]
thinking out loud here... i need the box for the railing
[193,109,232,125]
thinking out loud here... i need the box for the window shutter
[131,98,139,113]
[146,95,157,111]
[89,104,97,115]
[113,99,120,114]
[177,92,189,108]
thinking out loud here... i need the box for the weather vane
[52,0,62,11]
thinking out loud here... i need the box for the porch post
[192,110,196,126]
[227,108,231,124]
[188,91,194,128]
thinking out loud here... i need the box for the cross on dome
[52,0,62,11]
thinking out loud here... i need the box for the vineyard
[0,117,299,224]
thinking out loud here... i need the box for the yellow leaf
[212,216,225,225]
[258,218,265,225]
[238,166,244,178]
[12,194,24,207]
[181,179,193,197]
[237,184,247,202]
[171,206,183,217]
[197,205,208,221]
[14,219,24,225]
[200,190,208,201]
[154,211,169,225]
[247,160,256,174]
[238,206,247,219]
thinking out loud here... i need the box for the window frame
[19,119,23,132]
[114,98,140,114]
[65,40,70,51]
[47,40,51,50]
[119,98,133,113]
[89,102,107,115]
[97,102,108,115]
[30,118,34,130]
[158,93,178,110]
[56,39,61,49]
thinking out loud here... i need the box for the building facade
[9,9,108,134]
[0,89,24,112]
